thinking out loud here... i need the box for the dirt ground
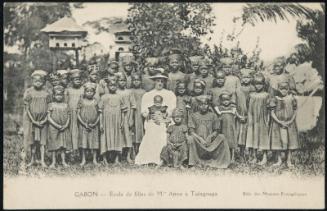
[4,132,325,178]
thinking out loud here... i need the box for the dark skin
[169,59,182,72]
[27,76,48,128]
[189,102,218,147]
[77,88,100,166]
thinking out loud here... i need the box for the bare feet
[179,165,185,170]
[249,158,257,164]
[93,160,99,166]
[258,158,267,166]
[62,162,69,168]
[126,157,133,164]
[27,160,35,167]
[49,163,56,169]
[80,160,86,167]
[286,161,295,168]
[40,161,47,168]
[272,159,282,167]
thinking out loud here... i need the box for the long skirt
[135,120,167,165]
[188,133,231,168]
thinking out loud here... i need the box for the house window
[72,43,75,47]
[118,47,124,51]
[64,43,68,47]
[118,37,124,40]
[56,43,60,47]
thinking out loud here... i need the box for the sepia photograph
[3,2,325,209]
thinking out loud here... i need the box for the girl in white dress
[135,68,177,165]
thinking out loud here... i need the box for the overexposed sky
[6,3,322,64]
[72,3,322,63]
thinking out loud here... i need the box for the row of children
[23,53,299,169]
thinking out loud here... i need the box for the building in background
[82,42,108,61]
[111,30,133,61]
[41,17,88,69]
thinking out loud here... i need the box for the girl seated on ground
[159,108,189,169]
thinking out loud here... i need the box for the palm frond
[241,3,316,25]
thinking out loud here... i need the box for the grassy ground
[4,131,325,178]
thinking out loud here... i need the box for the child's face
[108,83,117,93]
[154,96,163,107]
[147,66,157,75]
[132,77,142,88]
[221,95,231,106]
[254,82,264,92]
[89,73,98,82]
[241,76,252,85]
[215,76,225,87]
[108,68,118,75]
[173,116,183,124]
[32,76,45,89]
[273,62,284,75]
[199,102,209,113]
[61,74,69,87]
[278,86,289,96]
[51,80,61,87]
[176,84,186,95]
[54,94,64,102]
[169,59,181,72]
[222,67,231,75]
[72,77,82,87]
[84,88,95,99]
[118,77,127,89]
[193,83,204,95]
[124,64,133,73]
[199,67,209,77]
[191,63,199,73]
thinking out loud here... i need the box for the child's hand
[279,121,288,128]
[120,122,124,130]
[59,126,65,131]
[128,120,134,129]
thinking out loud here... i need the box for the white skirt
[135,120,167,165]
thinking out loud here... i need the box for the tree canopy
[126,3,215,61]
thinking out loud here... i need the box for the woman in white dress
[135,68,177,165]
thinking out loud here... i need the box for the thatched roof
[41,17,87,36]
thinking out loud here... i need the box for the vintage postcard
[3,2,325,209]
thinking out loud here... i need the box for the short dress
[47,102,72,151]
[215,105,238,149]
[245,92,270,150]
[77,98,100,150]
[117,89,137,148]
[160,124,188,167]
[23,87,51,148]
[66,87,84,150]
[130,88,146,144]
[99,93,127,154]
[269,95,299,150]
[236,84,255,146]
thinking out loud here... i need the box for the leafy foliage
[240,3,316,26]
[126,3,215,61]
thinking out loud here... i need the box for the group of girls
[23,52,299,169]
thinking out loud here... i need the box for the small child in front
[23,70,50,167]
[147,95,171,127]
[77,82,100,166]
[159,108,188,169]
[47,85,72,168]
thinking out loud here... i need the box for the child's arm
[47,111,63,130]
[63,114,70,131]
[25,105,39,126]
[77,108,90,129]
[99,112,104,133]
[270,110,288,128]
